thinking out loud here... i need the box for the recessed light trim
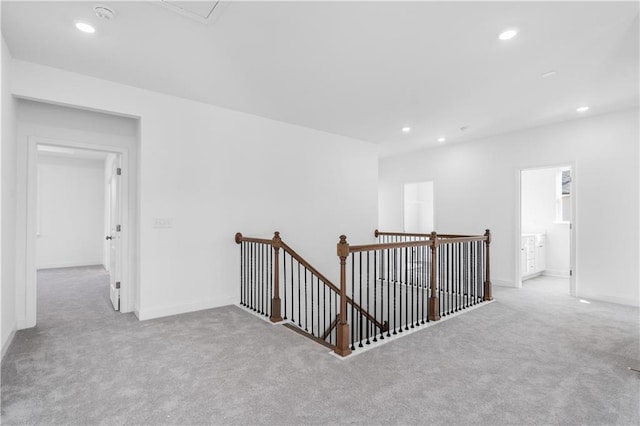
[498,28,518,41]
[437,137,446,143]
[402,127,411,133]
[576,106,590,112]
[75,22,96,34]
[541,70,557,78]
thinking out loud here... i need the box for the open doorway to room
[403,181,434,233]
[15,98,138,330]
[34,143,124,326]
[519,165,575,296]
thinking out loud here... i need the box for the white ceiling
[2,1,638,156]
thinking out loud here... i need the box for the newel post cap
[272,231,282,248]
[337,235,349,257]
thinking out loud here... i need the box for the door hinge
[117,168,122,175]
[115,281,121,289]
[570,269,573,277]
[116,224,121,232]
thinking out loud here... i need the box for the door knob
[105,236,113,240]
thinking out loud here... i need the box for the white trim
[20,136,136,330]
[1,328,16,360]
[492,278,515,288]
[137,298,237,321]
[36,261,105,270]
[543,270,570,278]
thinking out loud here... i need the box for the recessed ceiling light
[542,70,557,78]
[498,28,518,41]
[579,299,591,304]
[75,22,96,34]
[437,137,446,143]
[576,106,590,112]
[402,127,411,133]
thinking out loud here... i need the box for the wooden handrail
[375,229,475,238]
[353,234,487,253]
[235,233,272,245]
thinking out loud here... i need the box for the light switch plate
[153,218,173,228]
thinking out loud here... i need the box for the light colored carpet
[1,268,638,425]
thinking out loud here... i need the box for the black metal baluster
[240,242,244,306]
[418,245,422,323]
[439,245,444,316]
[250,243,254,311]
[258,244,263,314]
[351,254,355,351]
[359,253,363,348]
[393,247,398,334]
[410,247,415,328]
[317,277,320,338]
[268,245,272,317]
[406,247,410,331]
[373,250,378,342]
[297,262,301,327]
[290,254,295,322]
[309,269,313,334]
[471,241,476,306]
[304,267,309,332]
[386,248,390,338]
[366,252,371,345]
[283,251,288,320]
[480,241,485,301]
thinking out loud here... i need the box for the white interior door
[108,157,122,310]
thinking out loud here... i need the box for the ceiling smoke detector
[94,5,115,20]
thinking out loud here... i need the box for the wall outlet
[153,218,173,228]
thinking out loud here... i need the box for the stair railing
[236,229,491,357]
[235,231,387,352]
[333,230,492,356]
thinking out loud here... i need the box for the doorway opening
[518,165,575,296]
[403,181,434,233]
[35,143,124,320]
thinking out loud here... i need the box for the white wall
[1,35,18,357]
[9,59,379,322]
[36,155,105,269]
[521,167,570,277]
[379,108,639,307]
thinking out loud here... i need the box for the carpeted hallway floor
[1,268,639,425]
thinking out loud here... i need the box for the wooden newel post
[483,229,493,301]
[428,231,441,321]
[335,235,352,357]
[270,231,283,322]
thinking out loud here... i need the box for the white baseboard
[543,270,570,278]
[137,296,237,321]
[492,278,515,287]
[36,260,104,270]
[577,291,640,308]
[2,327,16,360]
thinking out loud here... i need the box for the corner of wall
[1,327,16,360]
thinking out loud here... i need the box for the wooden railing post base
[270,297,283,322]
[334,322,352,357]
[428,296,441,321]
